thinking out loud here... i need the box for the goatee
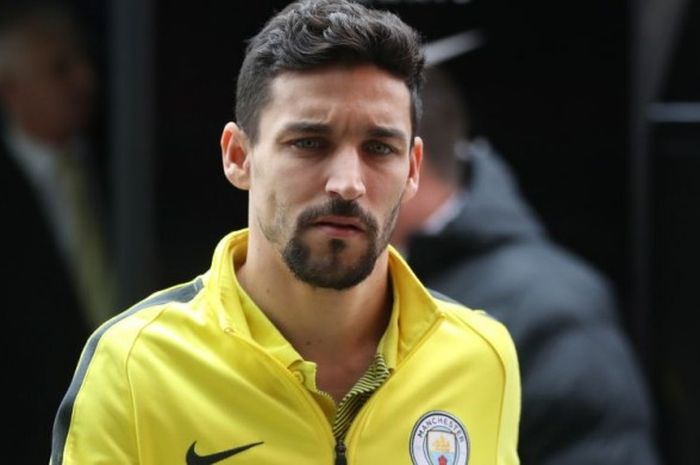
[282,197,397,290]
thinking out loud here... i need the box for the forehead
[259,64,412,136]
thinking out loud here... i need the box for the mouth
[311,216,366,236]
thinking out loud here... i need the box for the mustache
[296,197,378,233]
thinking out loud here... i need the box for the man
[0,3,114,326]
[51,1,520,464]
[0,4,113,465]
[392,66,660,465]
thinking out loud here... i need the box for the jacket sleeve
[495,318,522,465]
[514,289,661,465]
[50,322,139,465]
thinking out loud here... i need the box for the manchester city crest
[409,411,469,465]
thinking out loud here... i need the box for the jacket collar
[203,229,442,368]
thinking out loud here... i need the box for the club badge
[409,411,469,465]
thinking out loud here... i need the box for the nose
[325,147,366,201]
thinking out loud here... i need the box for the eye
[364,141,394,155]
[292,138,325,150]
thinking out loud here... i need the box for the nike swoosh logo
[186,441,264,465]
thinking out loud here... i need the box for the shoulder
[438,239,617,326]
[431,288,511,338]
[87,277,206,365]
[430,289,519,370]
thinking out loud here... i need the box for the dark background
[156,0,630,322]
[39,0,700,463]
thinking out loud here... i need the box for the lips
[313,215,366,232]
[295,198,378,237]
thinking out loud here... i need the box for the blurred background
[2,0,698,463]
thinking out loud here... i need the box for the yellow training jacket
[51,229,520,465]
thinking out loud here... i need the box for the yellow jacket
[52,229,520,465]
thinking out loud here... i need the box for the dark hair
[235,0,425,144]
[0,2,83,78]
[419,66,469,184]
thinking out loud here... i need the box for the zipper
[334,439,347,465]
[331,315,445,464]
[226,311,446,465]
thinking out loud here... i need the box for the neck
[13,121,76,153]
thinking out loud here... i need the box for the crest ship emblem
[409,411,469,465]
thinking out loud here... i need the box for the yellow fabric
[229,239,392,437]
[53,229,520,465]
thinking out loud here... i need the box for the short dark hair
[235,0,425,144]
[420,66,469,184]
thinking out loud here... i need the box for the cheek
[374,167,411,204]
[250,172,297,225]
[398,163,418,202]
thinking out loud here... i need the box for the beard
[281,197,399,290]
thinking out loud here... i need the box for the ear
[402,136,423,202]
[221,122,251,190]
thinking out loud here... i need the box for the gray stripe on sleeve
[50,277,204,464]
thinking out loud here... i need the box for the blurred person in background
[0,2,114,463]
[392,65,660,465]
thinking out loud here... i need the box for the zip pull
[334,439,347,465]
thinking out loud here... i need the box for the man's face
[1,27,95,144]
[232,64,421,290]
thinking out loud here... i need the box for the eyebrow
[367,126,407,141]
[278,121,332,135]
[278,121,407,141]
